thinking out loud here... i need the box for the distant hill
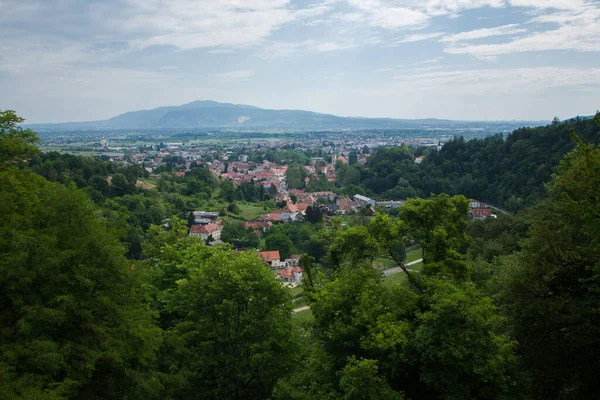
[25,100,545,131]
[359,115,599,212]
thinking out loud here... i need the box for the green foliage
[286,163,308,189]
[265,232,294,259]
[0,169,161,399]
[400,194,470,271]
[355,116,599,209]
[336,164,360,186]
[143,230,295,399]
[221,220,259,249]
[306,173,333,192]
[495,131,600,399]
[305,204,324,223]
[339,357,403,400]
[414,278,518,399]
[0,110,39,165]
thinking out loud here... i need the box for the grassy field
[383,261,424,285]
[405,246,423,263]
[373,246,422,270]
[290,286,304,297]
[292,309,314,324]
[236,203,267,220]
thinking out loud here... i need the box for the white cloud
[346,0,430,29]
[342,0,506,29]
[443,3,600,58]
[390,66,600,94]
[424,0,506,16]
[440,24,526,42]
[315,42,358,51]
[261,39,357,57]
[397,32,445,43]
[509,0,587,10]
[215,70,255,82]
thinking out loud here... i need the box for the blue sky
[1,0,599,123]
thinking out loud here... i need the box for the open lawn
[383,261,423,285]
[290,286,304,297]
[236,203,270,221]
[292,309,314,325]
[374,246,422,270]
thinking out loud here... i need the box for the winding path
[292,259,424,313]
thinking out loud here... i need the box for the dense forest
[341,116,600,211]
[1,109,600,399]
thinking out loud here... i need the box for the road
[292,306,310,314]
[381,258,423,277]
[292,259,424,313]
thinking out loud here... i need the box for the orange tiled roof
[259,250,281,262]
[189,223,221,235]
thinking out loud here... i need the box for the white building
[353,194,375,207]
[189,223,222,243]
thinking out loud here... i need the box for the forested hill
[356,115,599,211]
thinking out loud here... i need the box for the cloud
[397,32,445,43]
[0,0,333,52]
[391,66,600,91]
[261,39,357,57]
[509,0,588,10]
[342,0,506,30]
[215,70,255,82]
[440,24,526,42]
[443,2,600,58]
[345,0,430,29]
[424,0,506,16]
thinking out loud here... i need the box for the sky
[0,0,599,123]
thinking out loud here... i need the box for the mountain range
[25,100,546,131]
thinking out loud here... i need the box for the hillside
[354,116,600,211]
[25,100,543,131]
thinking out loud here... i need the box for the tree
[221,179,236,202]
[164,245,295,399]
[349,151,358,165]
[285,163,308,189]
[496,130,600,399]
[400,194,470,277]
[0,169,161,399]
[265,232,294,260]
[0,110,39,165]
[305,205,323,224]
[413,279,518,399]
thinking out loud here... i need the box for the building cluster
[469,199,495,219]
[188,211,223,244]
[258,251,303,286]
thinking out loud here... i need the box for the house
[281,203,299,213]
[286,254,302,266]
[175,171,186,177]
[189,223,222,243]
[193,211,219,225]
[376,200,405,208]
[353,194,375,207]
[471,207,492,219]
[259,250,281,268]
[415,156,425,164]
[469,199,482,209]
[295,203,309,214]
[337,197,359,213]
[276,266,303,284]
[244,221,273,232]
